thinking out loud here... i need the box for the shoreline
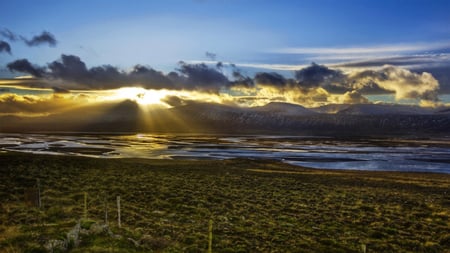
[2,133,450,174]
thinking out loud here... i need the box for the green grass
[0,152,449,252]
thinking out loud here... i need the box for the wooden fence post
[37,179,41,208]
[104,196,108,225]
[83,192,87,220]
[208,219,213,253]
[117,196,121,228]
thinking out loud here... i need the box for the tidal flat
[0,152,449,252]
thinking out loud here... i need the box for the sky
[1,0,450,119]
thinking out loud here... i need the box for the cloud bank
[4,53,442,107]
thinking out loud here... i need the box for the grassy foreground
[0,152,449,253]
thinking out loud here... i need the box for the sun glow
[112,87,168,106]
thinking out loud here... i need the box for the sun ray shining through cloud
[1,0,450,133]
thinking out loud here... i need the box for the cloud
[7,55,234,92]
[348,65,439,101]
[295,63,343,87]
[328,54,450,95]
[4,55,442,107]
[333,54,450,69]
[0,93,76,115]
[22,31,57,47]
[413,65,450,94]
[332,90,369,104]
[175,61,230,91]
[0,29,57,48]
[0,41,11,54]
[0,28,18,41]
[7,59,45,77]
[48,54,89,82]
[231,69,253,88]
[272,41,450,56]
[294,63,348,93]
[0,29,57,56]
[254,72,288,87]
[31,54,172,89]
[249,63,440,106]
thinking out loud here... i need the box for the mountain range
[1,101,449,136]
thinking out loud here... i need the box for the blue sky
[2,0,450,69]
[1,0,450,108]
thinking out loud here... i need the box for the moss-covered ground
[0,152,449,252]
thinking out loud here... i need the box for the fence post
[83,192,87,220]
[104,196,108,225]
[117,196,121,228]
[208,219,213,253]
[37,179,41,208]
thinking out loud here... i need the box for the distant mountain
[311,104,351,114]
[312,103,448,115]
[336,104,435,115]
[436,107,450,114]
[253,102,317,115]
[1,101,450,135]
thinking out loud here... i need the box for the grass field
[0,151,449,252]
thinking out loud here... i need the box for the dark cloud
[0,29,57,56]
[47,55,174,89]
[23,31,57,47]
[176,61,229,91]
[253,63,350,93]
[48,54,89,82]
[0,29,18,41]
[254,72,287,87]
[294,62,344,88]
[0,41,11,54]
[7,59,45,77]
[231,70,253,87]
[7,55,175,90]
[127,65,174,89]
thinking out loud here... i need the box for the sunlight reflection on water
[1,133,450,173]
